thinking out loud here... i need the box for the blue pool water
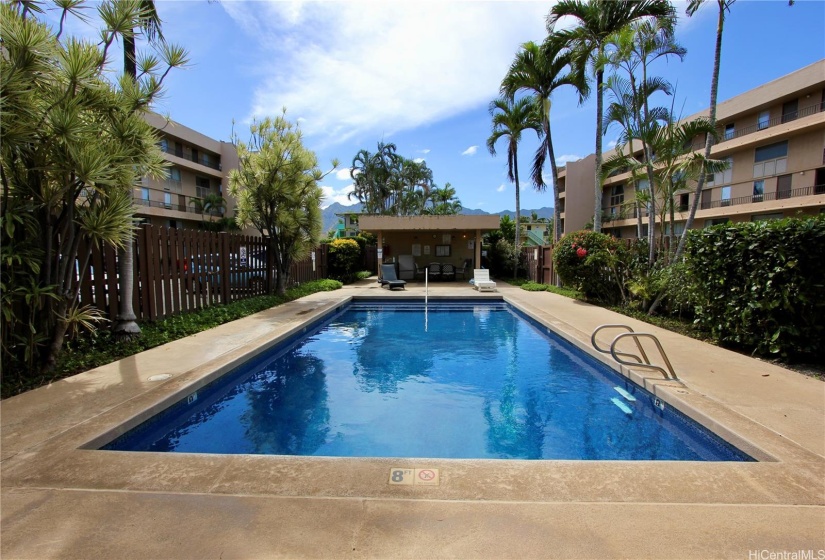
[103,300,753,461]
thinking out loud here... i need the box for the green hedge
[685,216,825,359]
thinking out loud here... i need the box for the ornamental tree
[0,1,186,375]
[229,111,337,295]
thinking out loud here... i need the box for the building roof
[359,214,500,231]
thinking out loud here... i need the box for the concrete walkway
[2,280,823,559]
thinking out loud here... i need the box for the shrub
[553,231,635,303]
[356,270,373,280]
[685,216,825,359]
[328,238,362,282]
[520,281,548,292]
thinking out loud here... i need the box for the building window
[705,218,730,228]
[752,213,783,222]
[724,123,735,141]
[753,141,788,178]
[753,180,764,201]
[637,179,649,191]
[758,110,770,130]
[610,184,624,207]
[664,222,685,236]
[195,176,211,199]
[781,99,798,123]
[164,192,172,208]
[678,193,689,211]
[720,186,731,206]
[174,142,183,158]
[168,167,181,181]
[192,148,199,164]
[141,187,150,201]
[159,138,169,152]
[711,157,733,185]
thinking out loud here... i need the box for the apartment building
[556,60,825,238]
[134,113,240,229]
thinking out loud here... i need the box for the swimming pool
[103,299,753,461]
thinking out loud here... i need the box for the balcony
[699,184,825,211]
[159,144,221,170]
[692,101,824,150]
[133,195,224,216]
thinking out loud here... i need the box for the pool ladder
[590,324,678,380]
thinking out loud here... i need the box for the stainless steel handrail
[610,333,678,380]
[591,324,678,380]
[591,324,650,365]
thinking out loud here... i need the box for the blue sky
[51,1,825,212]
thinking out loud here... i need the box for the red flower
[576,247,587,258]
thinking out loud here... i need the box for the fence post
[220,232,231,304]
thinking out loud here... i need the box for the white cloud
[419,149,431,154]
[606,139,618,150]
[335,167,357,181]
[320,183,356,208]
[556,154,582,165]
[223,2,549,145]
[462,145,479,156]
[496,184,506,193]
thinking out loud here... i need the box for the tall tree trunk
[649,2,724,316]
[114,30,141,338]
[513,147,521,281]
[674,1,724,261]
[546,107,563,286]
[593,62,605,233]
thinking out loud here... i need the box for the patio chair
[380,264,407,290]
[414,262,427,280]
[472,269,497,292]
[441,263,456,281]
[455,259,472,280]
[427,262,442,281]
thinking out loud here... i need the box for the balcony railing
[692,101,824,150]
[134,196,222,215]
[159,144,222,170]
[700,184,824,210]
[604,184,824,220]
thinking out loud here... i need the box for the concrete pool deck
[2,280,823,559]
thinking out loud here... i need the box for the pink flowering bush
[553,231,636,303]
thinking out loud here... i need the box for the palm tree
[607,20,685,262]
[114,0,164,339]
[675,0,793,260]
[428,183,462,215]
[547,0,676,233]
[487,96,543,278]
[500,40,583,246]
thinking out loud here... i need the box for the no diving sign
[388,467,440,486]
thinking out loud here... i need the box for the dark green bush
[685,216,825,359]
[520,281,548,292]
[553,231,639,304]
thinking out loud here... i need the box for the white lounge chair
[473,269,497,292]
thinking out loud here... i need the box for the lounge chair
[427,262,442,281]
[473,269,497,292]
[380,264,407,290]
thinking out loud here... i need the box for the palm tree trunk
[593,63,605,233]
[674,1,724,261]
[513,147,521,280]
[114,30,141,339]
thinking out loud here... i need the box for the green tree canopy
[347,142,435,215]
[229,111,337,295]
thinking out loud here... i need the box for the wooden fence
[77,225,330,322]
[523,245,557,286]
